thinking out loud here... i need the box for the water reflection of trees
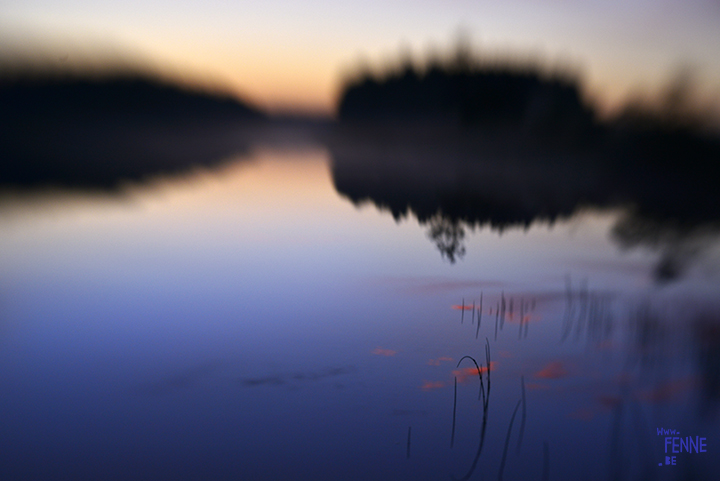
[693,316,720,415]
[560,277,615,345]
[427,215,466,262]
[329,125,720,277]
[331,44,720,275]
[560,281,720,417]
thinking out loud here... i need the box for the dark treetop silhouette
[338,56,595,142]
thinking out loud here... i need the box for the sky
[2,0,720,116]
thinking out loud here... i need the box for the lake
[0,132,718,480]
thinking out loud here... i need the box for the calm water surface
[0,146,718,480]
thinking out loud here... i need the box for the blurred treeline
[338,48,594,142]
[0,72,264,187]
[334,46,720,222]
[1,74,262,123]
[337,44,719,146]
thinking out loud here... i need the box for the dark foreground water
[0,143,718,480]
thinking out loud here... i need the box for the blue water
[0,146,718,480]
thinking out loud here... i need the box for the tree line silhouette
[0,73,264,187]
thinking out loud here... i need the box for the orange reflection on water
[636,377,696,404]
[421,380,445,391]
[534,361,569,379]
[451,305,475,311]
[371,347,397,357]
[452,361,497,383]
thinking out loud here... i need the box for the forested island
[0,73,265,187]
[330,51,720,274]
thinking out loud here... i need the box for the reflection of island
[329,130,720,278]
[329,50,720,278]
[328,131,596,261]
